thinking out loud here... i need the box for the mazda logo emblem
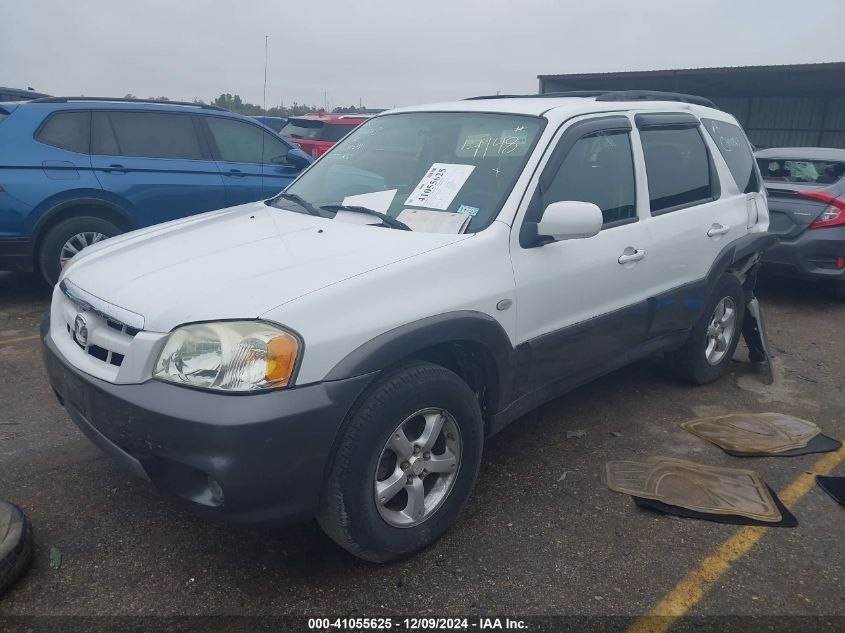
[73,314,89,347]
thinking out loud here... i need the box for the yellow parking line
[627,443,845,633]
[0,334,40,346]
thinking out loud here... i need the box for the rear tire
[38,216,121,286]
[669,274,745,385]
[318,361,484,562]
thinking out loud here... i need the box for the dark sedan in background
[757,147,845,299]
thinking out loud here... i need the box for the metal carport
[538,62,845,149]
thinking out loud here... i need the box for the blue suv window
[36,111,90,153]
[92,111,204,160]
[205,117,290,164]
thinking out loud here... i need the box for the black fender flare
[706,232,778,289]
[323,310,517,412]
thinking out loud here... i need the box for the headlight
[153,321,299,392]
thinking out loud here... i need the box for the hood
[63,201,471,331]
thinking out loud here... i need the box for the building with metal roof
[538,62,845,149]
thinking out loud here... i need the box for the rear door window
[205,116,290,164]
[36,111,90,153]
[280,118,324,140]
[757,158,845,185]
[640,127,714,214]
[701,118,759,193]
[543,130,637,227]
[91,111,204,160]
[321,123,359,142]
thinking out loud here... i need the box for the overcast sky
[3,0,842,110]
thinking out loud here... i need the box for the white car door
[632,112,750,339]
[509,114,656,392]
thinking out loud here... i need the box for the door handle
[101,163,127,173]
[707,223,730,237]
[225,169,245,178]
[618,248,646,265]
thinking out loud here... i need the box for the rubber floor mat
[634,484,797,527]
[680,412,828,455]
[724,433,841,457]
[816,476,845,505]
[604,456,782,522]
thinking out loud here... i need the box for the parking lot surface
[1,271,843,622]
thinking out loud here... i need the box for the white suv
[42,91,772,561]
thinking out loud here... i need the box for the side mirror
[536,201,603,242]
[285,148,312,170]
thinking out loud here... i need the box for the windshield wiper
[320,205,412,231]
[271,192,323,216]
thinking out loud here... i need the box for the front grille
[106,319,140,337]
[66,322,131,367]
[57,280,145,373]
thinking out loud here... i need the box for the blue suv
[0,97,312,284]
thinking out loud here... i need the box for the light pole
[263,35,269,114]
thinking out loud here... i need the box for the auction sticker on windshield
[405,163,475,210]
[342,189,397,213]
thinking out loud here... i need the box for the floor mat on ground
[723,433,841,457]
[816,476,845,505]
[679,412,836,455]
[633,484,797,527]
[604,457,782,522]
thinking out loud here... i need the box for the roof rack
[466,90,717,109]
[466,91,605,101]
[28,96,226,111]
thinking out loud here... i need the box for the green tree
[333,104,364,113]
[210,93,323,117]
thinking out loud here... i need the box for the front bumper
[762,225,845,282]
[41,320,375,525]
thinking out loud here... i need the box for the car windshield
[757,158,845,185]
[273,112,545,233]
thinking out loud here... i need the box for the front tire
[38,216,121,286]
[318,361,484,562]
[669,274,745,385]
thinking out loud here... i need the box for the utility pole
[263,35,269,114]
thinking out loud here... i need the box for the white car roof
[384,95,731,123]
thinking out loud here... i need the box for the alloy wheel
[705,296,738,365]
[374,408,462,528]
[59,232,108,267]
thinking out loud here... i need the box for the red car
[280,112,371,159]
